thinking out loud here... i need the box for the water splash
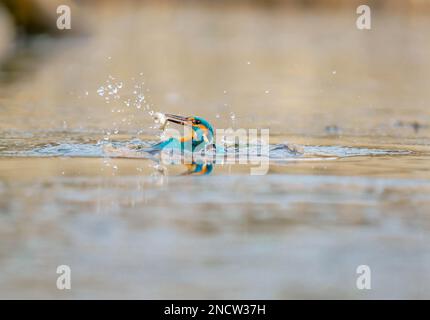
[0,137,410,163]
[93,73,159,163]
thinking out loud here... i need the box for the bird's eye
[194,119,201,125]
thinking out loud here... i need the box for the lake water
[0,3,429,298]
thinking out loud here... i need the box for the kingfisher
[149,113,216,154]
[142,113,217,175]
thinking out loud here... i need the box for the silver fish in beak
[153,112,192,130]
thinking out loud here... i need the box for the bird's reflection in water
[183,162,213,175]
[150,157,214,179]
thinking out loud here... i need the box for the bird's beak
[164,114,193,126]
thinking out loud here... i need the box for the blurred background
[1,0,430,136]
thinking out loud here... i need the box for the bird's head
[162,113,214,147]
